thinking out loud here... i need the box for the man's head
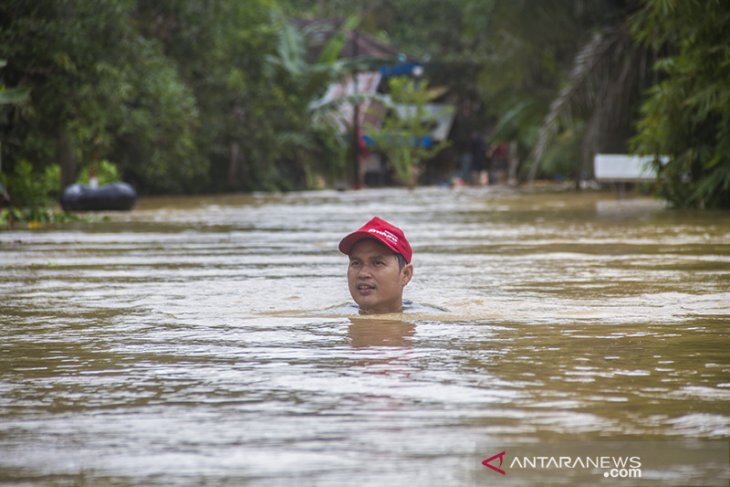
[339,217,413,314]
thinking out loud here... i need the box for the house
[300,19,455,187]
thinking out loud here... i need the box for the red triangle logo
[482,451,507,475]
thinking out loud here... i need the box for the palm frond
[527,30,612,180]
[527,25,642,182]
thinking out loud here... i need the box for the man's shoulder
[402,300,448,314]
[321,302,361,315]
[322,300,447,316]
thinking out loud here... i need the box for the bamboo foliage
[630,0,730,208]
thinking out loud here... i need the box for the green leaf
[0,87,30,104]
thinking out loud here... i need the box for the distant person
[470,132,488,185]
[339,217,414,314]
[457,151,472,185]
[491,142,508,185]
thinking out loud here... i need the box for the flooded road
[1,187,729,485]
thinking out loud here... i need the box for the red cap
[339,216,412,264]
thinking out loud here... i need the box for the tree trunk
[57,128,76,192]
[578,110,601,190]
[227,141,241,189]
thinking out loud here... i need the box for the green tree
[478,0,640,185]
[527,13,651,186]
[287,0,634,185]
[630,0,730,208]
[0,58,29,202]
[0,0,203,195]
[265,15,361,188]
[134,0,280,191]
[136,1,351,192]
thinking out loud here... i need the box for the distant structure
[594,153,668,196]
[300,19,455,187]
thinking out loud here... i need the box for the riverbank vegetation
[1,0,728,210]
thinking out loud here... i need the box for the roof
[293,18,405,61]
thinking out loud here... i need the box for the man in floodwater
[339,217,414,314]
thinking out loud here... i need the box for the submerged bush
[0,160,79,228]
[1,160,55,209]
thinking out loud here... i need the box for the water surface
[1,187,728,485]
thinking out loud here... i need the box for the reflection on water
[348,318,416,348]
[1,187,729,486]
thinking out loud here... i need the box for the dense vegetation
[630,0,730,209]
[1,0,728,209]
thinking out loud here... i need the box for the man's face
[347,238,413,314]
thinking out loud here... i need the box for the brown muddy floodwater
[1,187,729,486]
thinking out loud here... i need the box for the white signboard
[594,154,667,182]
[311,72,384,133]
